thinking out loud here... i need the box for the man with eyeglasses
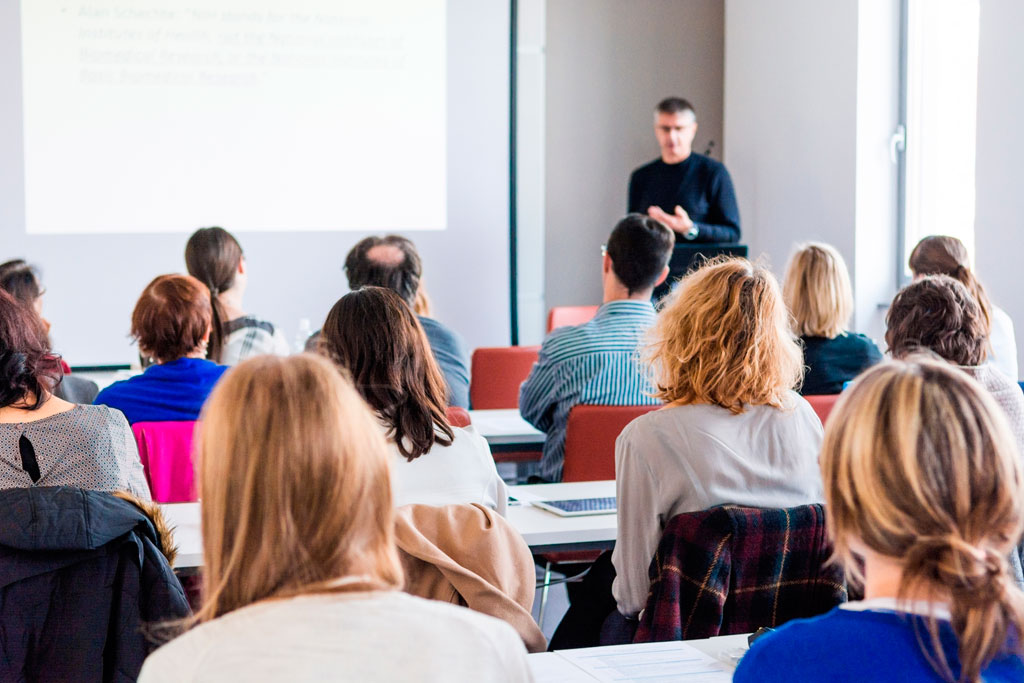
[519,215,674,482]
[628,97,741,244]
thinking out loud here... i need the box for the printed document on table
[557,641,732,682]
[527,652,596,683]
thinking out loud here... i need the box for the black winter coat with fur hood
[0,486,190,681]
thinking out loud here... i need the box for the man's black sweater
[628,153,741,243]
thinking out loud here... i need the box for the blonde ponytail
[821,358,1024,682]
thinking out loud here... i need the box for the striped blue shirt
[519,300,661,481]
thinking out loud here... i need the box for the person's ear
[603,253,613,274]
[238,256,247,275]
[654,265,670,287]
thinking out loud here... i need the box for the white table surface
[528,634,749,681]
[163,480,617,569]
[468,408,545,445]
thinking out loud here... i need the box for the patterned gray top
[964,364,1024,456]
[0,404,151,500]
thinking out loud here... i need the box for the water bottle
[294,317,313,353]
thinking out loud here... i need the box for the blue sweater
[94,358,228,424]
[627,153,741,243]
[734,606,1024,682]
[418,315,471,409]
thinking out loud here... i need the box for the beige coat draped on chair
[394,503,547,652]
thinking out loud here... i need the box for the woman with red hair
[94,274,228,424]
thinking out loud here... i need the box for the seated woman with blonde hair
[611,257,825,621]
[735,358,1024,681]
[318,286,506,513]
[137,355,531,682]
[782,242,882,394]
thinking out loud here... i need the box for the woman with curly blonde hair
[736,358,1024,682]
[611,257,825,619]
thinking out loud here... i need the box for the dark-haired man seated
[343,235,471,408]
[519,215,674,482]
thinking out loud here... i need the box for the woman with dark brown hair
[909,235,1017,380]
[0,290,149,497]
[184,227,290,365]
[319,287,506,513]
[886,275,1024,457]
[0,259,99,403]
[94,275,228,424]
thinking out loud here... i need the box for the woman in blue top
[95,274,228,424]
[735,358,1024,683]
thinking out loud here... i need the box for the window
[901,0,980,273]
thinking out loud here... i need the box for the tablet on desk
[532,496,617,517]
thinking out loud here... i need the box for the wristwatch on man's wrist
[683,224,699,241]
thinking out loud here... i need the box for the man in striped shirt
[519,215,675,481]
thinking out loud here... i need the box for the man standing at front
[519,215,674,482]
[628,97,741,243]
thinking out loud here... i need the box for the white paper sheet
[527,652,596,683]
[557,641,732,682]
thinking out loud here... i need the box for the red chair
[804,395,840,426]
[445,406,472,428]
[131,421,199,503]
[547,305,599,332]
[562,404,661,482]
[469,346,540,410]
[536,403,662,626]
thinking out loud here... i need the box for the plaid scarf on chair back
[634,504,847,642]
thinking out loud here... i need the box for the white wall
[542,0,724,323]
[725,0,899,339]
[725,0,858,281]
[975,0,1024,377]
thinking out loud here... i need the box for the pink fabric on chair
[131,421,198,503]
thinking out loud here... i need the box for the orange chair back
[131,420,199,503]
[445,406,472,428]
[804,394,839,425]
[547,305,600,333]
[562,404,660,482]
[470,346,540,409]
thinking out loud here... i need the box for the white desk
[468,409,545,452]
[529,634,749,682]
[507,480,616,552]
[73,368,140,390]
[163,480,617,570]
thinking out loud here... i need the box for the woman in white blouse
[909,235,1018,381]
[611,258,825,619]
[318,286,506,514]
